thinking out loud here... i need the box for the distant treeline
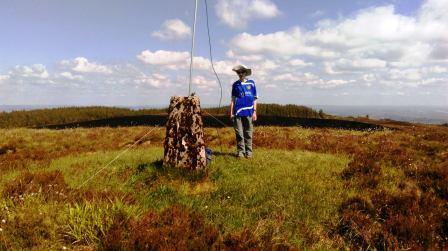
[0,104,323,128]
[204,103,323,119]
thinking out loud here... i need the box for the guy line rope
[77,125,159,189]
[188,0,199,96]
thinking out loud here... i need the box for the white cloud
[304,72,318,80]
[137,49,238,76]
[389,42,432,67]
[11,64,49,79]
[289,59,313,67]
[250,59,279,77]
[192,75,213,88]
[151,19,191,40]
[226,50,264,61]
[388,68,422,81]
[195,57,236,76]
[230,27,337,58]
[215,0,280,28]
[310,10,325,18]
[59,71,84,81]
[325,58,387,74]
[425,65,448,73]
[0,74,10,82]
[230,28,304,56]
[362,74,377,82]
[229,0,447,63]
[271,72,324,86]
[137,50,189,69]
[325,79,354,88]
[430,43,448,60]
[312,6,417,46]
[418,0,448,41]
[421,77,447,86]
[134,73,169,88]
[273,73,301,82]
[226,0,448,92]
[61,57,112,74]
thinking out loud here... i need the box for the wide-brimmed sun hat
[232,64,252,76]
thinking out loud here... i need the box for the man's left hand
[252,112,257,121]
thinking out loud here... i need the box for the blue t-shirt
[232,79,258,117]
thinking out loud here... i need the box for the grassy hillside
[0,104,322,128]
[0,124,447,249]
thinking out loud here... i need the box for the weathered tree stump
[163,95,207,170]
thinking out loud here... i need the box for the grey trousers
[233,116,253,156]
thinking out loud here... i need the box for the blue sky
[0,0,446,107]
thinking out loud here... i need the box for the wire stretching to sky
[205,0,225,154]
[204,0,223,111]
[188,0,199,96]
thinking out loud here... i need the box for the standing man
[230,65,258,158]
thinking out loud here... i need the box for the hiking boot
[236,152,245,158]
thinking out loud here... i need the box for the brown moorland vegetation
[100,204,289,250]
[0,121,447,249]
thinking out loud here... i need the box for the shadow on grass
[212,151,236,158]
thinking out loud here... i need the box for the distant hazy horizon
[310,105,448,124]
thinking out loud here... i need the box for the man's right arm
[229,97,235,119]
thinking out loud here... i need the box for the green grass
[1,146,353,248]
[65,199,141,245]
[189,149,351,247]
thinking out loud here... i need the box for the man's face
[236,70,246,78]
